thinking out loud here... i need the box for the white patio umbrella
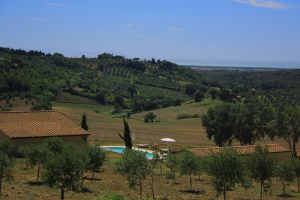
[160,138,176,151]
[160,138,176,143]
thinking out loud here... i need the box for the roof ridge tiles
[0,110,57,114]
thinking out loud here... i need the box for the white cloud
[232,0,288,9]
[169,26,183,32]
[46,2,70,8]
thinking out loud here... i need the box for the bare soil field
[1,156,300,200]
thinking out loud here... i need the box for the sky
[0,0,300,68]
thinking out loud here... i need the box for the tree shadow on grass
[277,193,295,198]
[84,177,102,181]
[80,187,93,193]
[180,189,205,195]
[26,181,44,186]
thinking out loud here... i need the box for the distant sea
[182,65,290,71]
[174,59,300,71]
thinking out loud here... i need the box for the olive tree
[178,151,199,190]
[206,148,244,200]
[42,144,88,200]
[273,106,300,158]
[85,145,106,180]
[150,153,160,200]
[166,154,179,180]
[248,146,274,200]
[275,160,295,195]
[116,150,151,199]
[0,140,14,195]
[22,145,46,182]
[293,159,300,193]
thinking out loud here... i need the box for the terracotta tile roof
[0,111,90,139]
[189,144,290,157]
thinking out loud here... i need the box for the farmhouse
[0,110,90,148]
[189,144,290,160]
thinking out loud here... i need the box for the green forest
[0,47,299,112]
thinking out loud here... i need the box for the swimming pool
[102,146,155,159]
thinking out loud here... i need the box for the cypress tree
[81,114,88,131]
[119,119,133,149]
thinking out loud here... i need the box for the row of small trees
[117,146,300,200]
[0,139,106,200]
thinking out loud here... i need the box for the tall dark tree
[119,119,133,149]
[202,103,236,146]
[81,114,88,131]
[233,103,256,145]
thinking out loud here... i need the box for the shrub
[144,112,157,123]
[176,113,200,120]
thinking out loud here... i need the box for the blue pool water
[102,146,154,159]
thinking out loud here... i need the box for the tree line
[202,95,300,157]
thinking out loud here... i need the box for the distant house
[0,111,90,148]
[189,144,290,160]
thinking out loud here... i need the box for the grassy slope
[53,99,222,148]
[53,97,300,151]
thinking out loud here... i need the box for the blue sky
[0,0,299,68]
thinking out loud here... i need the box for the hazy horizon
[1,0,300,69]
